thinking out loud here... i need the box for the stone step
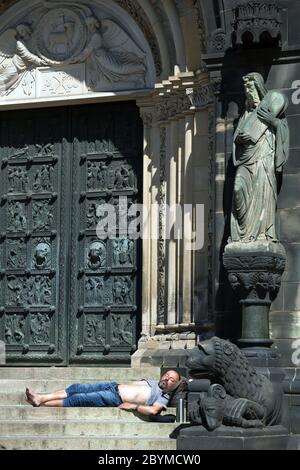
[0,406,176,421]
[0,436,177,450]
[0,379,121,392]
[0,419,178,438]
[0,392,30,405]
[0,367,160,380]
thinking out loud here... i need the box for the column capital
[140,110,154,129]
[186,83,214,109]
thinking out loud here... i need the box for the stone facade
[0,1,297,382]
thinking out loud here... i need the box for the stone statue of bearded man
[230,72,289,243]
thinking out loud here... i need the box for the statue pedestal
[223,240,286,357]
[176,424,289,450]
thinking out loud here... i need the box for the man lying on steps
[25,370,180,417]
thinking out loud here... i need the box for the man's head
[159,370,181,393]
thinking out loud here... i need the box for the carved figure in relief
[8,201,27,231]
[113,239,134,265]
[112,315,132,346]
[0,3,149,98]
[31,313,50,344]
[7,239,26,268]
[28,276,51,305]
[8,167,28,192]
[7,276,26,306]
[33,201,53,231]
[5,314,25,344]
[114,165,132,190]
[86,317,105,345]
[114,168,123,190]
[86,199,106,228]
[120,166,130,188]
[33,165,54,192]
[113,276,132,304]
[85,277,104,305]
[0,24,60,96]
[86,202,98,228]
[97,162,108,190]
[68,16,147,89]
[87,162,96,189]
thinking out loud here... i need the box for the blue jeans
[63,381,123,407]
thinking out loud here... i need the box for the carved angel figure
[0,24,59,95]
[68,17,147,89]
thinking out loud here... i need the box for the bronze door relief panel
[0,102,142,365]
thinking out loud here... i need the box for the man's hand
[119,402,137,411]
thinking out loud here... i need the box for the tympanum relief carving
[0,0,149,102]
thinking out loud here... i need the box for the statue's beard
[246,88,260,109]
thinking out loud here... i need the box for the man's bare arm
[119,402,164,416]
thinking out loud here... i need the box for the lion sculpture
[186,337,283,430]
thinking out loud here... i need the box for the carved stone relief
[86,160,137,192]
[86,197,136,230]
[0,0,151,102]
[85,276,104,305]
[7,274,52,306]
[114,0,161,76]
[112,238,134,266]
[8,166,29,193]
[7,201,27,232]
[33,165,54,192]
[86,240,106,270]
[84,274,134,306]
[5,313,25,344]
[30,312,50,344]
[7,238,26,269]
[86,199,106,230]
[32,200,54,231]
[32,240,51,270]
[113,276,133,304]
[85,314,105,345]
[111,314,133,346]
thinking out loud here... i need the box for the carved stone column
[223,242,286,352]
[166,118,179,326]
[182,111,194,322]
[133,76,213,367]
[139,108,154,339]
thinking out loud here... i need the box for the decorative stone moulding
[232,2,283,46]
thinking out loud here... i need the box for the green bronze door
[0,101,142,365]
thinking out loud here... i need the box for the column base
[131,330,198,370]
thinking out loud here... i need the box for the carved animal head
[186,337,283,426]
[189,384,227,430]
[186,337,259,396]
[186,337,226,377]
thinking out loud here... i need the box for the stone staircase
[0,367,178,450]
